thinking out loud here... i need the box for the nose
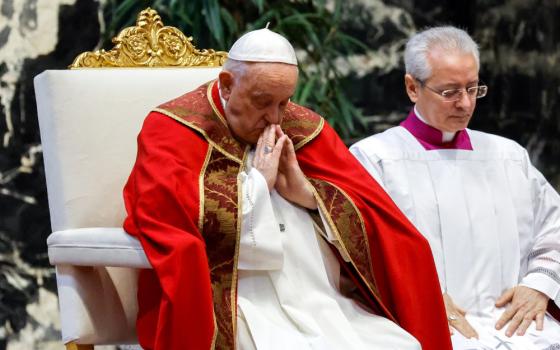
[455,90,474,110]
[265,106,282,124]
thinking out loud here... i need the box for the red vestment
[123,81,452,350]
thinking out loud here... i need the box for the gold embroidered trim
[233,148,249,347]
[199,145,213,232]
[231,175,242,349]
[294,117,324,150]
[328,182,377,295]
[207,81,229,126]
[310,180,394,321]
[154,108,242,165]
[210,312,218,350]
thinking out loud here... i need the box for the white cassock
[234,151,420,350]
[350,122,560,350]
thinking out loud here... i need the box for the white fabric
[35,68,221,345]
[227,29,298,65]
[56,265,140,345]
[351,126,560,349]
[235,151,420,350]
[47,228,149,268]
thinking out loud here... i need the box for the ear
[404,74,419,103]
[218,71,234,100]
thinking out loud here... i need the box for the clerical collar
[400,107,473,150]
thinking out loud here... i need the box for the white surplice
[235,151,420,350]
[350,125,560,350]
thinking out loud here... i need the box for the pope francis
[123,28,451,350]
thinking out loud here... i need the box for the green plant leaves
[103,0,368,142]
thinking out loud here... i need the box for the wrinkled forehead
[238,62,299,90]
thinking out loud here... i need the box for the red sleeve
[123,112,215,350]
[298,122,452,350]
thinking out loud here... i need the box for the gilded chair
[34,8,226,349]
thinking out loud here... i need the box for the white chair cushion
[47,228,150,268]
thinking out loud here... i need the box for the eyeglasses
[416,78,488,102]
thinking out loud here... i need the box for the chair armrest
[47,228,151,269]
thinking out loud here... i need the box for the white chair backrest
[34,68,221,232]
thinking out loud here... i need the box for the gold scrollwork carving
[69,8,227,68]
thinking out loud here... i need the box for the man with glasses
[351,26,560,349]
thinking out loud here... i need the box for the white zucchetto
[227,28,298,66]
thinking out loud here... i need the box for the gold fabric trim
[294,117,324,150]
[154,108,243,165]
[70,8,227,68]
[203,149,243,349]
[311,185,359,273]
[329,183,377,291]
[210,313,218,350]
[199,145,213,232]
[207,81,228,125]
[309,179,394,320]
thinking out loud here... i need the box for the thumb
[283,135,296,159]
[272,135,288,160]
[495,288,514,307]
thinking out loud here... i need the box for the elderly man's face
[405,49,479,133]
[219,63,298,144]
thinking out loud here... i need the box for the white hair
[222,58,249,82]
[404,26,480,81]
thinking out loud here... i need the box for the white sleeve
[349,144,386,189]
[237,168,283,271]
[519,152,560,306]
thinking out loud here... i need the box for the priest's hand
[443,293,479,339]
[495,285,549,337]
[275,127,318,210]
[253,125,288,190]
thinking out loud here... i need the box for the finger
[496,288,515,307]
[452,318,478,339]
[274,124,284,138]
[505,310,526,337]
[456,305,467,317]
[536,311,545,331]
[271,135,287,161]
[516,313,535,336]
[496,305,517,330]
[265,124,276,149]
[254,132,264,164]
[449,325,454,335]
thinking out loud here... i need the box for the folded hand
[253,125,288,190]
[275,127,317,209]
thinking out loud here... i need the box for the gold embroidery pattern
[281,103,324,150]
[156,83,245,163]
[158,81,325,163]
[308,178,381,300]
[70,8,227,68]
[203,149,241,350]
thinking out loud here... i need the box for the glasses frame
[415,78,488,102]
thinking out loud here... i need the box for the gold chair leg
[65,342,94,350]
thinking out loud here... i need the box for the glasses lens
[442,89,462,101]
[476,85,488,98]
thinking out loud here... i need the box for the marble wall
[0,0,558,348]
